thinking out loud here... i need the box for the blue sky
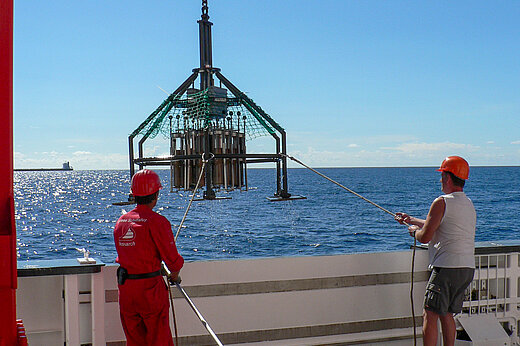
[13,1,520,169]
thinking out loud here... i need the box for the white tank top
[428,191,476,269]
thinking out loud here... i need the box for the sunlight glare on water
[14,167,520,264]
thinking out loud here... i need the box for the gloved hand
[168,274,181,285]
[161,262,181,284]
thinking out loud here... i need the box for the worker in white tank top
[395,156,475,346]
[429,191,476,269]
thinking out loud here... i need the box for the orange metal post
[0,0,17,345]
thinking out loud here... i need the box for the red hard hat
[131,169,163,196]
[436,156,469,180]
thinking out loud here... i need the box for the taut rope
[168,152,224,345]
[174,152,213,241]
[282,154,417,345]
[163,265,224,346]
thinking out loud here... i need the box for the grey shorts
[424,267,474,315]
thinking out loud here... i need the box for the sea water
[14,166,520,264]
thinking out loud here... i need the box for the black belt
[127,270,161,280]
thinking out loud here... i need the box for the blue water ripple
[14,166,520,263]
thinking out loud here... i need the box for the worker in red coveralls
[114,169,184,346]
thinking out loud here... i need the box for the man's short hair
[135,191,158,205]
[446,171,465,188]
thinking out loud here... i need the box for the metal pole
[198,0,214,90]
[204,129,216,199]
[138,137,145,171]
[0,1,17,344]
[231,133,236,188]
[223,129,228,190]
[184,130,189,190]
[129,136,135,177]
[280,131,290,198]
[175,282,224,346]
[170,115,174,193]
[275,138,282,195]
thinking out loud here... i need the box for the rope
[174,152,213,241]
[163,264,225,345]
[282,154,417,345]
[167,279,179,346]
[283,154,397,217]
[175,282,224,346]
[411,234,417,346]
[168,152,224,345]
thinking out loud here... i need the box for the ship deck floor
[227,327,422,346]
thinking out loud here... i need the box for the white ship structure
[16,242,516,345]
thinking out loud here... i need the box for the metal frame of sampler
[128,0,301,200]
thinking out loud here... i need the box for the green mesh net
[134,88,277,141]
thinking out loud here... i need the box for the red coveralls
[114,204,184,346]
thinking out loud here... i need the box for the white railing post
[91,271,105,345]
[508,252,520,342]
[64,275,80,345]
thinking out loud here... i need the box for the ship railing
[460,252,520,343]
[16,242,520,345]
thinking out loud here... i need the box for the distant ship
[14,162,73,172]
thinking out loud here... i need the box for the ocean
[14,166,520,264]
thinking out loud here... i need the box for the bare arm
[413,197,445,243]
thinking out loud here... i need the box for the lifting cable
[167,152,225,346]
[174,152,213,242]
[282,154,418,345]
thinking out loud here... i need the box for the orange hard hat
[131,169,163,196]
[436,156,469,180]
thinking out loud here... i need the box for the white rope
[283,154,398,217]
[174,153,213,241]
[411,235,417,346]
[169,153,225,345]
[282,154,417,345]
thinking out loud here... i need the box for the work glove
[161,262,181,284]
[168,274,182,285]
